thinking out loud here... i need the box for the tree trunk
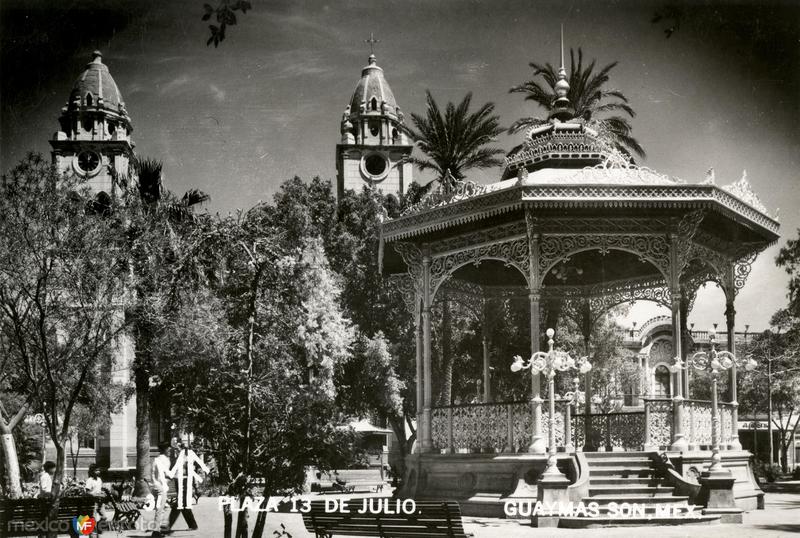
[46,444,67,538]
[223,505,233,538]
[251,493,271,538]
[134,365,152,496]
[0,431,22,498]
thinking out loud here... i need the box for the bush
[756,462,782,482]
[792,466,800,480]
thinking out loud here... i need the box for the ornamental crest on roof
[722,171,768,215]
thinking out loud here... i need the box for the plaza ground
[124,489,800,537]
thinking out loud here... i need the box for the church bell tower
[50,51,134,198]
[336,52,413,199]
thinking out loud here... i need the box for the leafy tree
[166,200,354,538]
[739,328,800,471]
[263,178,418,470]
[509,48,645,159]
[776,228,800,319]
[403,91,505,188]
[0,154,129,505]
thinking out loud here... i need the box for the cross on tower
[364,32,380,54]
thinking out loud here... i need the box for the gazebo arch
[540,243,671,287]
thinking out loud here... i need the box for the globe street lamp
[670,329,757,473]
[512,328,591,477]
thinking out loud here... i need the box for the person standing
[38,461,55,498]
[165,435,208,532]
[151,443,172,538]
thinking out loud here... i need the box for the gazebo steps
[581,456,654,466]
[588,466,657,476]
[582,495,690,505]
[589,477,662,486]
[588,486,675,496]
[558,514,720,528]
[582,451,654,457]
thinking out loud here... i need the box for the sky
[1,0,799,332]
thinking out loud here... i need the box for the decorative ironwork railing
[429,398,733,454]
[644,398,673,449]
[684,399,713,449]
[720,403,735,448]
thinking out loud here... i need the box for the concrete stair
[558,452,720,528]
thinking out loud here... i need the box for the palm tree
[509,48,645,159]
[403,91,505,191]
[127,156,210,496]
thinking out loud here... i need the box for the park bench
[302,499,469,538]
[0,496,97,537]
[331,480,386,494]
[104,493,145,531]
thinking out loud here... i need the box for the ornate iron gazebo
[380,88,779,518]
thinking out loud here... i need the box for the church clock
[76,151,101,175]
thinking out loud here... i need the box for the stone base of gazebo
[667,450,764,511]
[399,451,762,519]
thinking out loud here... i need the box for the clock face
[76,151,101,175]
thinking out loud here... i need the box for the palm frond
[509,47,645,159]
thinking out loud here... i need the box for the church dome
[348,55,399,119]
[66,51,129,120]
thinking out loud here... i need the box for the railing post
[505,404,514,453]
[688,403,696,451]
[643,399,655,451]
[564,402,574,452]
[447,406,454,454]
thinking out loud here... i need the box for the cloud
[209,84,226,102]
[159,75,191,95]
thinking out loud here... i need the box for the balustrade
[429,398,733,454]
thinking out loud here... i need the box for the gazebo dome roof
[347,54,400,119]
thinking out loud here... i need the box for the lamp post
[512,328,591,477]
[670,329,757,473]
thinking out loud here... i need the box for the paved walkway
[121,491,800,537]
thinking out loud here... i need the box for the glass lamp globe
[546,328,555,338]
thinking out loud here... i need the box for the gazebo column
[526,225,546,453]
[726,288,741,450]
[680,294,690,398]
[528,289,545,453]
[482,298,492,403]
[669,234,688,451]
[415,297,424,453]
[580,310,595,452]
[421,254,433,453]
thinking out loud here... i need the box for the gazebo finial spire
[550,24,574,122]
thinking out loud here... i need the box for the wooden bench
[302,500,469,538]
[0,496,98,537]
[332,480,386,494]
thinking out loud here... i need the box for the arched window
[654,365,671,398]
[370,97,378,111]
[86,93,93,106]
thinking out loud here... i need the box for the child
[38,461,55,498]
